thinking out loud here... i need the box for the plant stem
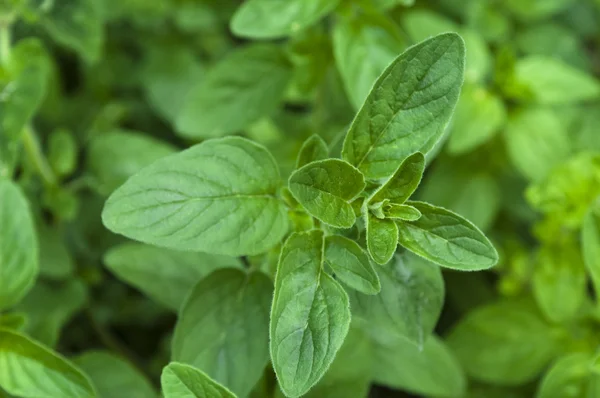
[22,126,58,187]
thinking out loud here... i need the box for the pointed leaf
[324,235,380,294]
[366,213,398,265]
[161,363,236,398]
[102,136,288,256]
[288,159,365,228]
[296,135,328,169]
[369,152,425,205]
[384,203,421,221]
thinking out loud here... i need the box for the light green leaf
[447,84,506,155]
[48,128,77,178]
[333,13,404,109]
[161,362,236,398]
[342,33,465,179]
[0,328,96,398]
[172,269,272,397]
[104,243,241,311]
[401,9,458,43]
[38,222,74,280]
[366,213,398,265]
[368,152,425,205]
[349,252,444,347]
[296,135,328,169]
[0,179,38,310]
[324,235,380,294]
[231,0,340,39]
[515,57,600,104]
[505,0,574,21]
[102,136,288,256]
[374,0,415,9]
[288,159,365,228]
[504,108,571,182]
[176,44,291,138]
[40,0,103,62]
[533,242,586,323]
[397,201,498,271]
[383,203,421,221]
[74,351,155,398]
[447,299,562,385]
[372,335,466,398]
[461,29,493,83]
[87,129,177,195]
[537,353,598,398]
[16,280,87,347]
[583,201,600,299]
[270,230,351,398]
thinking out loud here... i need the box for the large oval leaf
[0,179,38,310]
[0,329,96,398]
[172,268,272,397]
[342,33,465,179]
[102,136,288,256]
[270,230,351,398]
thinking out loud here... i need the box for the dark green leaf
[368,152,425,205]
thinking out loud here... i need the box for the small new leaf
[288,159,366,228]
[384,203,422,221]
[102,136,288,256]
[161,363,236,398]
[366,213,399,265]
[369,152,425,205]
[397,202,498,271]
[296,135,329,169]
[271,230,351,397]
[324,235,381,294]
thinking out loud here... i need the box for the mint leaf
[161,363,236,398]
[372,335,466,398]
[270,230,351,398]
[349,252,444,347]
[0,179,38,310]
[231,0,340,39]
[0,329,96,398]
[104,243,241,311]
[383,203,422,221]
[369,152,425,205]
[536,353,599,398]
[87,129,177,195]
[515,56,600,104]
[74,351,156,398]
[102,136,288,256]
[447,299,561,385]
[397,201,498,271]
[342,33,465,179]
[172,269,272,397]
[366,213,398,265]
[176,44,291,138]
[324,235,380,294]
[583,201,600,299]
[288,159,365,228]
[296,135,328,169]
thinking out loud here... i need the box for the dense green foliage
[0,0,600,397]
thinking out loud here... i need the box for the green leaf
[368,152,425,205]
[0,328,96,398]
[176,44,291,138]
[536,353,598,398]
[374,0,414,9]
[401,9,459,43]
[333,13,404,109]
[48,128,77,178]
[74,351,156,398]
[87,129,177,195]
[515,57,600,104]
[104,243,241,311]
[532,242,586,323]
[447,84,506,155]
[366,213,398,265]
[161,362,236,398]
[342,33,465,179]
[349,252,444,347]
[383,203,421,221]
[505,0,574,21]
[38,222,74,280]
[102,136,288,256]
[270,230,351,398]
[0,313,27,331]
[324,235,380,294]
[288,159,365,228]
[372,335,466,398]
[40,0,103,62]
[16,280,87,347]
[397,201,498,271]
[172,269,272,397]
[296,135,328,169]
[0,179,38,310]
[583,201,600,299]
[447,299,562,385]
[504,108,571,182]
[231,0,340,39]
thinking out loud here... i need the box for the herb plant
[1,1,600,398]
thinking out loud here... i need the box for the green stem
[0,22,10,67]
[22,126,58,187]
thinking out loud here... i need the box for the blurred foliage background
[1,0,600,397]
